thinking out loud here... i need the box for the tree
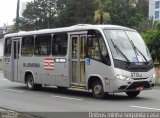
[94,0,110,24]
[137,17,157,32]
[55,0,98,27]
[22,0,58,30]
[94,10,110,24]
[104,0,148,28]
[141,22,160,62]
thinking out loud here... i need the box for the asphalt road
[0,72,160,118]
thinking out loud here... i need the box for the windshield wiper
[110,38,130,63]
[130,40,148,63]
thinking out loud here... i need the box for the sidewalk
[0,108,37,118]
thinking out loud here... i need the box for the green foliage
[55,0,97,27]
[94,10,110,24]
[104,0,147,28]
[14,0,149,31]
[141,23,160,62]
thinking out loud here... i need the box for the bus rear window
[4,38,12,56]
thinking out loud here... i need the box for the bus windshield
[103,30,152,62]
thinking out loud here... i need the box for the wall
[0,39,3,70]
[0,39,3,59]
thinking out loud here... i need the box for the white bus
[3,24,155,98]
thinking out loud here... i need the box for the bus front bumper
[107,76,155,93]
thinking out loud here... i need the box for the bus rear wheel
[126,91,140,97]
[26,74,42,90]
[92,80,105,99]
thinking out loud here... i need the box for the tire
[92,80,105,99]
[126,91,140,97]
[26,74,42,90]
[57,86,67,91]
[35,84,42,90]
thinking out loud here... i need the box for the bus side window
[34,35,51,56]
[52,33,68,56]
[21,36,34,57]
[4,38,12,57]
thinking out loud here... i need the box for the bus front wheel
[126,91,140,97]
[92,80,105,99]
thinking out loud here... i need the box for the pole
[100,0,103,24]
[16,0,20,31]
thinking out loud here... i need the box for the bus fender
[24,70,35,84]
[87,74,106,92]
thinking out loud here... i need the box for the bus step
[70,85,86,90]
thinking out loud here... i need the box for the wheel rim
[94,84,102,96]
[28,77,33,88]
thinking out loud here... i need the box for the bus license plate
[136,86,144,90]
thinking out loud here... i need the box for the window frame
[52,32,68,56]
[21,36,34,57]
[86,30,111,65]
[4,37,12,57]
[155,1,160,9]
[34,34,52,56]
[155,11,159,19]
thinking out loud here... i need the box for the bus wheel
[92,80,105,99]
[26,74,36,90]
[126,91,140,97]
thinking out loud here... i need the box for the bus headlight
[153,74,156,78]
[116,74,130,81]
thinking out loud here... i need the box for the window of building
[21,36,34,56]
[4,38,12,56]
[155,1,160,9]
[35,35,51,56]
[155,11,159,19]
[52,33,68,56]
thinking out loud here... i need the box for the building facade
[149,0,160,21]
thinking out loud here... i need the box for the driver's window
[87,35,101,60]
[87,30,110,65]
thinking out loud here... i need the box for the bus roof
[4,24,136,38]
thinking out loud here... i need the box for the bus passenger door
[12,39,21,82]
[71,35,87,86]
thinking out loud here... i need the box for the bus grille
[132,78,147,80]
[126,81,150,90]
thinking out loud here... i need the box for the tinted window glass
[4,38,12,56]
[52,33,68,56]
[21,36,34,56]
[35,35,51,56]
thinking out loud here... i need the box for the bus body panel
[3,56,13,81]
[85,59,115,92]
[19,56,69,87]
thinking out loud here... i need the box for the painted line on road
[51,95,83,101]
[4,89,24,93]
[130,105,160,111]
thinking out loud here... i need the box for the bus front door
[71,35,87,86]
[12,39,20,82]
